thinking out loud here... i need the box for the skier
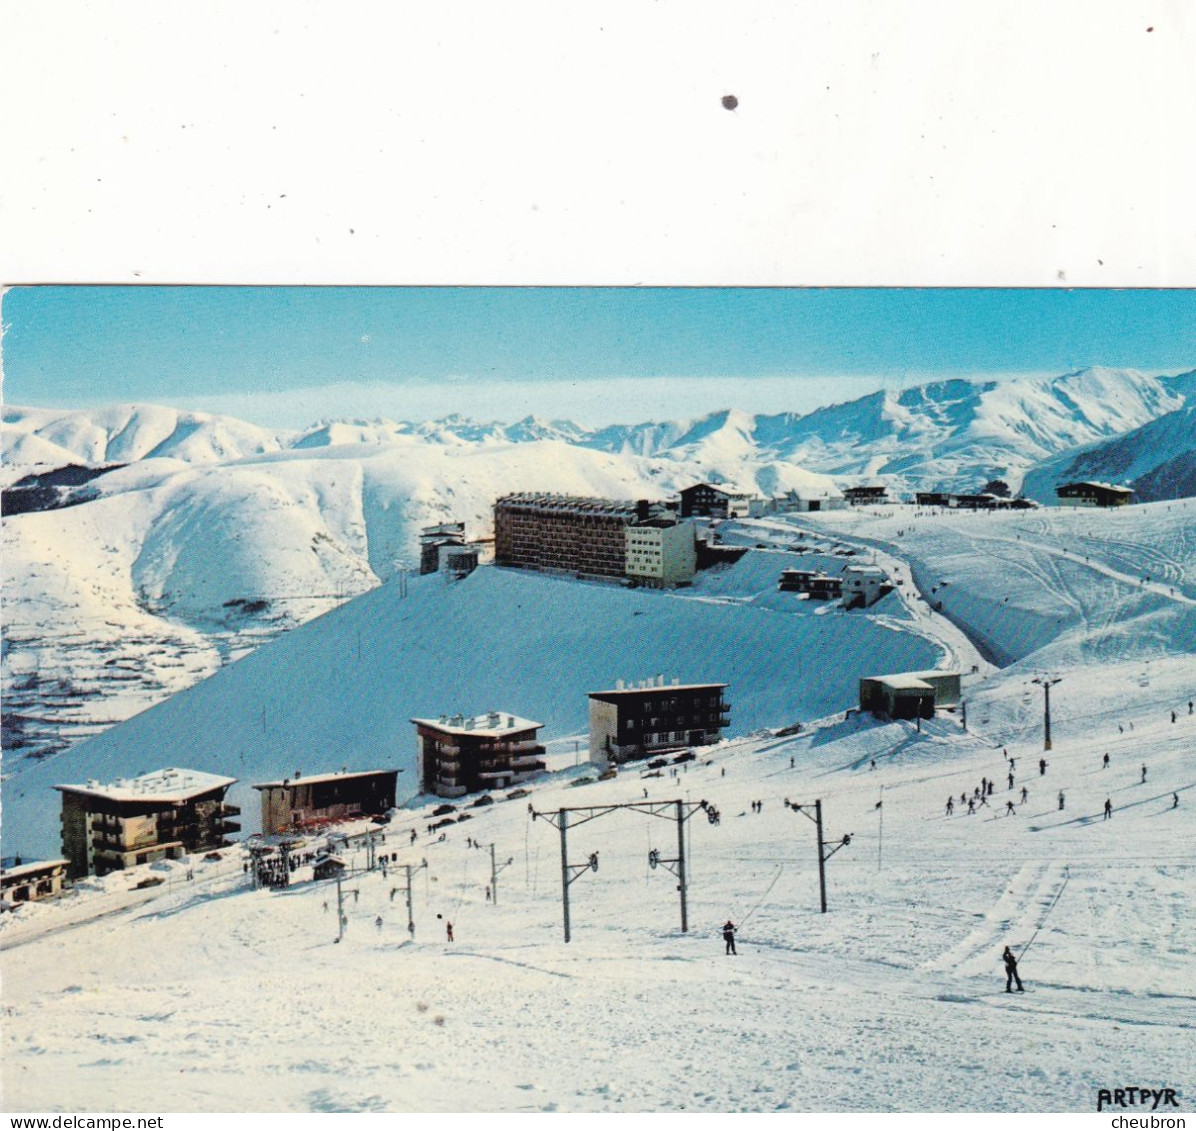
[1103,753,1110,770]
[1142,765,1148,784]
[722,920,738,955]
[1007,772,1014,790]
[485,885,491,902]
[946,796,954,816]
[1171,711,1176,724]
[981,776,988,795]
[410,829,417,845]
[446,921,454,943]
[1104,798,1112,820]
[375,915,383,930]
[1003,946,1025,993]
[1008,757,1016,771]
[978,791,989,808]
[1039,758,1047,776]
[1020,787,1028,804]
[987,780,994,797]
[790,757,795,769]
[967,798,975,815]
[389,887,397,902]
[1005,800,1016,816]
[1174,793,1180,809]
[1058,791,1065,811]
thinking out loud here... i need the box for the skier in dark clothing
[446,921,454,942]
[722,920,737,955]
[1020,786,1028,804]
[1173,793,1180,809]
[1003,946,1024,992]
[946,796,954,816]
[1142,765,1148,784]
[1005,800,1016,816]
[1039,758,1047,776]
[1007,772,1015,790]
[1058,791,1065,811]
[1103,753,1110,769]
[1104,798,1113,819]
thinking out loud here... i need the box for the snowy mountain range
[3,365,1195,777]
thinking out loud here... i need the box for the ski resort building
[678,483,753,519]
[588,678,730,765]
[494,493,695,585]
[778,569,843,599]
[758,489,847,514]
[419,522,482,579]
[626,517,698,587]
[412,712,546,798]
[859,670,962,720]
[844,485,890,506]
[253,769,400,835]
[1,857,69,905]
[842,565,890,609]
[55,768,240,879]
[1056,481,1134,507]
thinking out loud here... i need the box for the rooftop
[411,711,542,738]
[591,678,727,697]
[252,768,400,791]
[55,767,237,805]
[1057,481,1134,494]
[0,858,69,881]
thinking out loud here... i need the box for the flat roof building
[253,768,400,835]
[589,677,729,765]
[412,712,546,798]
[55,767,240,879]
[494,493,694,585]
[859,670,962,719]
[1,858,69,906]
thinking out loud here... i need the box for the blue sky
[3,287,1194,427]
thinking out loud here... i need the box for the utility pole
[815,798,827,914]
[336,875,345,942]
[1032,675,1062,751]
[789,798,852,914]
[559,807,571,943]
[481,842,514,906]
[534,800,712,941]
[961,699,967,731]
[675,799,688,933]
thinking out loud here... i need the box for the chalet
[588,677,729,765]
[915,492,952,507]
[778,569,843,599]
[678,483,753,520]
[843,486,889,506]
[859,670,962,720]
[55,768,240,879]
[1056,482,1134,508]
[1,857,69,905]
[412,712,546,798]
[253,768,400,834]
[952,493,998,510]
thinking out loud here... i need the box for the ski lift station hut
[859,670,962,721]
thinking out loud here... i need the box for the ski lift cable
[736,863,785,928]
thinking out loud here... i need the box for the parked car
[505,788,530,801]
[432,804,457,817]
[471,794,494,807]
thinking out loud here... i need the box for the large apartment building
[494,493,695,585]
[55,767,240,878]
[412,711,546,798]
[588,677,730,765]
